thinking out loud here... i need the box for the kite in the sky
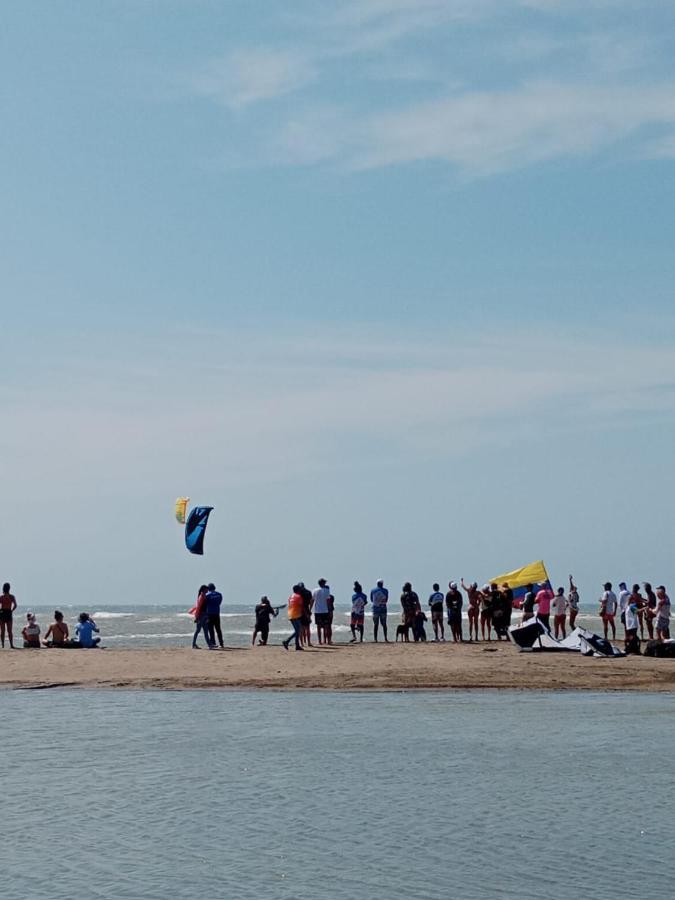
[185,506,214,555]
[175,497,190,525]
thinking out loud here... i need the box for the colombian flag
[489,560,552,608]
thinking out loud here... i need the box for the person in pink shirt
[535,584,554,631]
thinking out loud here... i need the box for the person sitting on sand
[43,610,70,647]
[22,612,41,648]
[0,582,17,649]
[252,596,278,646]
[75,612,100,648]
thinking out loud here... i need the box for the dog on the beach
[395,624,410,642]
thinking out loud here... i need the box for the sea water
[25,603,610,648]
[2,690,673,899]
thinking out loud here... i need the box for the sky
[2,0,675,609]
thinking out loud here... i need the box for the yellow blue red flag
[489,560,552,607]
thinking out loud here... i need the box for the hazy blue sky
[3,1,675,608]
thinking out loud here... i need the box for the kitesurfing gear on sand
[185,506,213,556]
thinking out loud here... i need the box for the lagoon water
[3,690,674,899]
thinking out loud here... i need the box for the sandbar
[1,642,674,691]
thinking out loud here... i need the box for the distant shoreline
[2,643,674,692]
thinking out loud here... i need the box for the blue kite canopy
[185,506,214,555]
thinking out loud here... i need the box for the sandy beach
[2,642,674,691]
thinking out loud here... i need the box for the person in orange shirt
[282,585,304,651]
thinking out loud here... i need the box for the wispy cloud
[179,0,675,176]
[189,47,316,109]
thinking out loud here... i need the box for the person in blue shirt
[370,580,389,642]
[204,582,224,649]
[76,612,100,648]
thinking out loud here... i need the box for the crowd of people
[235,576,670,652]
[0,583,101,649]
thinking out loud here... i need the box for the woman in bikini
[44,610,70,647]
[0,582,17,649]
[461,579,481,642]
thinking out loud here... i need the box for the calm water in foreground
[3,691,674,900]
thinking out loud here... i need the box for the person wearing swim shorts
[654,586,671,641]
[428,583,445,641]
[350,582,367,642]
[43,610,69,647]
[312,579,331,645]
[370,580,389,642]
[535,583,554,631]
[0,582,17,649]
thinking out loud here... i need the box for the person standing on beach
[654,586,671,641]
[0,582,17,649]
[631,583,647,639]
[460,579,480,641]
[643,583,657,640]
[535,583,554,631]
[600,582,617,640]
[552,587,567,639]
[618,582,630,636]
[326,593,335,645]
[624,596,640,652]
[312,579,331,645]
[252,596,278,646]
[204,583,224,650]
[350,582,367,642]
[297,583,313,647]
[400,582,420,636]
[568,576,580,630]
[283,586,304,651]
[521,584,536,623]
[479,584,493,641]
[428,583,445,642]
[191,584,210,649]
[370,580,389,642]
[445,582,463,642]
[501,583,514,632]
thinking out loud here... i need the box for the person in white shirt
[552,587,567,639]
[617,582,631,637]
[600,582,617,640]
[312,579,331,645]
[624,598,640,652]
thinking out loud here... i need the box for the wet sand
[1,641,674,691]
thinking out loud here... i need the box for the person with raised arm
[460,579,480,641]
[567,576,580,630]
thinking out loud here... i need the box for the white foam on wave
[92,611,135,619]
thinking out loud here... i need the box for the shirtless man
[460,579,481,642]
[0,583,17,649]
[43,611,70,647]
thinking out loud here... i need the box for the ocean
[2,690,673,899]
[24,603,611,649]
